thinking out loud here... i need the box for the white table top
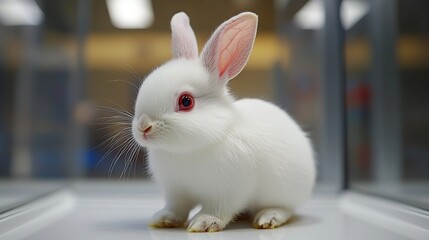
[1,181,428,240]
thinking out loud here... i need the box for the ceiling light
[0,0,43,26]
[293,0,370,30]
[106,0,154,29]
[293,0,324,30]
[340,0,370,30]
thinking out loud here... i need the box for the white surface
[0,181,64,212]
[6,182,424,240]
[0,191,74,240]
[341,192,429,239]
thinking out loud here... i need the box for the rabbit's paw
[252,208,292,229]
[149,209,184,228]
[187,214,225,232]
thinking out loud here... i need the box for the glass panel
[0,0,341,212]
[345,0,429,210]
[85,1,283,178]
[83,0,332,183]
[0,0,79,209]
[276,0,345,192]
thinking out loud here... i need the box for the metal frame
[319,0,347,191]
[369,0,402,183]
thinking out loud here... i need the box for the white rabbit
[132,11,316,232]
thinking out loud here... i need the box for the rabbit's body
[132,12,316,232]
[149,98,314,213]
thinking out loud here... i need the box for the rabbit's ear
[171,12,198,60]
[201,12,258,84]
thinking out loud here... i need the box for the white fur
[131,12,316,232]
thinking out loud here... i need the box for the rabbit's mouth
[138,127,154,142]
[139,125,152,140]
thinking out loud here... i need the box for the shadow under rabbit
[96,213,321,235]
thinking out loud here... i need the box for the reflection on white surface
[0,181,63,212]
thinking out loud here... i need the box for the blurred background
[0,0,428,210]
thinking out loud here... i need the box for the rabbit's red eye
[178,93,194,111]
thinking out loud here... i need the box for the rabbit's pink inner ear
[171,12,198,60]
[217,14,258,79]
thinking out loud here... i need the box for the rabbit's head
[132,12,258,153]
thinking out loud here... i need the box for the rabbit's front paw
[149,209,184,228]
[252,207,292,229]
[187,214,225,232]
